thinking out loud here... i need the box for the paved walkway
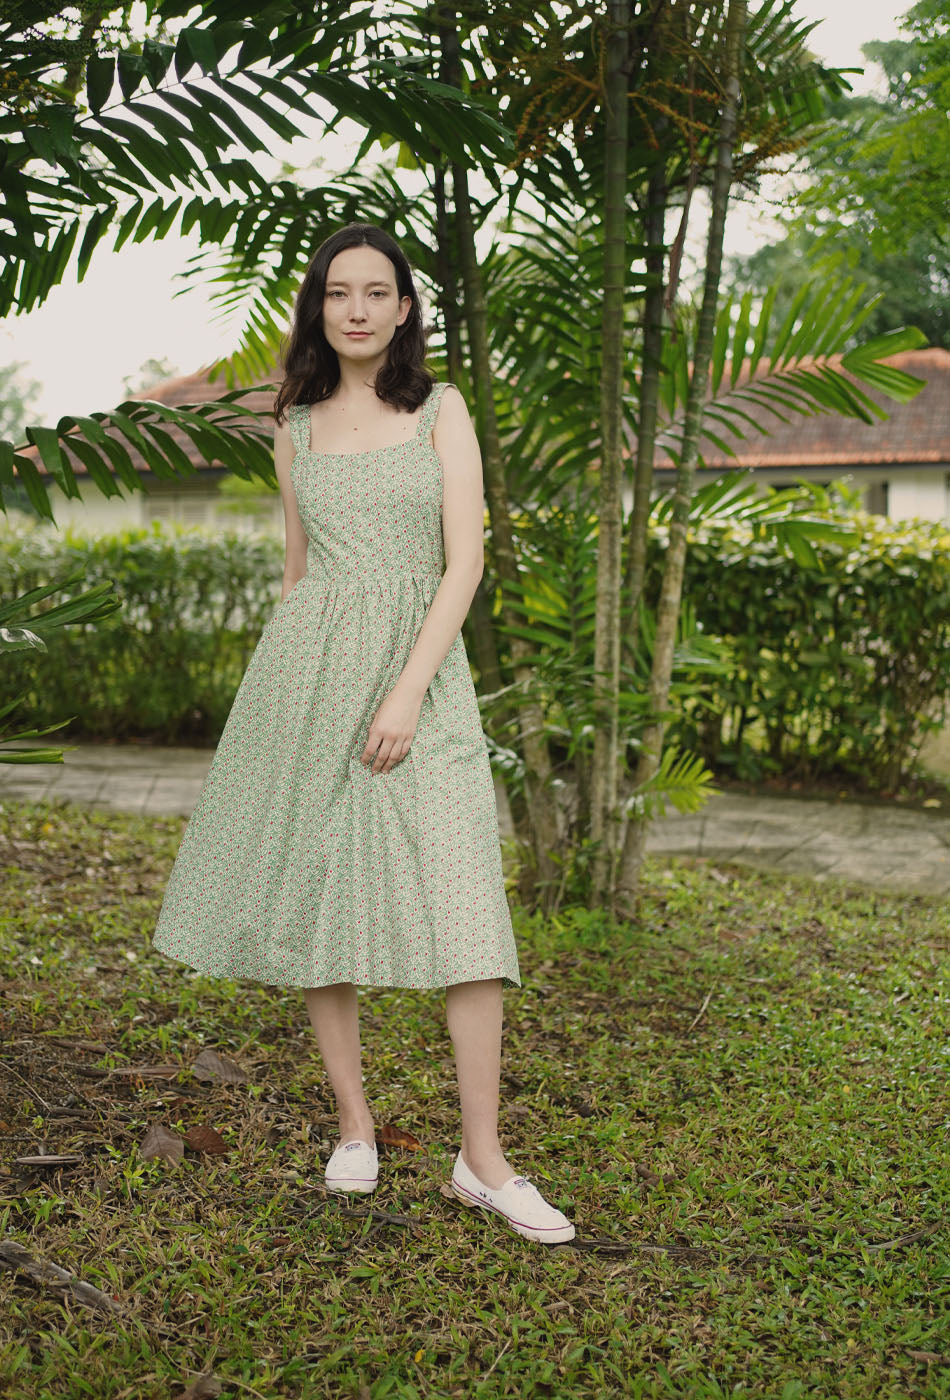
[1,743,948,897]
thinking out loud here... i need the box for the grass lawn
[0,797,947,1400]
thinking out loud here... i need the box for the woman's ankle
[460,1139,509,1170]
[338,1109,375,1144]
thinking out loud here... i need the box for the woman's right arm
[273,414,309,601]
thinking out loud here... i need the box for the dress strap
[288,402,311,456]
[415,381,451,440]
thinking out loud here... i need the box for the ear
[397,295,412,325]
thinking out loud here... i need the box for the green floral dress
[151,381,521,990]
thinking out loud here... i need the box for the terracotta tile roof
[652,347,949,470]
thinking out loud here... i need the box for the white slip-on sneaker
[451,1150,575,1244]
[325,1138,378,1194]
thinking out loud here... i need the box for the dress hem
[152,946,521,991]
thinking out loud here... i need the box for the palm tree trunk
[590,0,631,905]
[623,162,668,658]
[432,126,507,762]
[616,0,748,916]
[436,10,561,904]
[451,160,561,902]
[433,164,465,383]
[616,163,668,880]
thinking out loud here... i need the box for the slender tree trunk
[436,4,561,903]
[616,162,667,873]
[451,158,562,902]
[616,0,747,916]
[437,11,559,901]
[623,161,668,655]
[433,165,465,382]
[433,148,505,734]
[590,0,632,905]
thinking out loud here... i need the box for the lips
[346,332,371,338]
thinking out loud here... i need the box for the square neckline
[294,386,442,461]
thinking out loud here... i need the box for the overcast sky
[7,0,905,423]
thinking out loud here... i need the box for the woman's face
[321,245,412,363]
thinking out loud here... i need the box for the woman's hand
[359,683,424,774]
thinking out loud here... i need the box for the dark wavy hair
[274,223,435,425]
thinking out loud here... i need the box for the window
[865,481,889,517]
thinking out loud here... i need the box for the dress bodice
[287,381,450,587]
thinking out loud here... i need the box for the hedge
[0,523,282,743]
[656,511,950,790]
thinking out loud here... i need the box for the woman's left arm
[359,384,486,773]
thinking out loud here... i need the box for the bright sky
[6,0,905,424]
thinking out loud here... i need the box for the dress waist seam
[305,570,443,586]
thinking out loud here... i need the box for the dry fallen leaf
[140,1123,184,1166]
[191,1049,249,1084]
[0,1239,122,1315]
[44,1038,110,1053]
[376,1122,423,1150]
[173,1373,223,1399]
[183,1124,228,1155]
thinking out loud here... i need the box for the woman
[152,222,574,1245]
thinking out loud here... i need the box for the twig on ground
[864,1226,938,1252]
[687,984,717,1032]
[0,1237,123,1315]
[2,1061,54,1113]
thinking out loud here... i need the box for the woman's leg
[445,977,518,1188]
[302,982,375,1146]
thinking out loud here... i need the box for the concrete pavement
[1,742,948,897]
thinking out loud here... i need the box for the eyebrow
[325,279,392,288]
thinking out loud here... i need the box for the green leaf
[11,454,55,521]
[116,50,147,102]
[66,436,124,498]
[23,123,57,164]
[86,53,115,114]
[710,302,731,397]
[841,325,928,367]
[731,290,753,386]
[76,205,115,281]
[181,26,221,75]
[141,37,176,87]
[783,525,820,568]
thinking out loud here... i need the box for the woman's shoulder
[431,381,468,412]
[428,380,466,405]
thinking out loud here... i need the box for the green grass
[0,796,948,1400]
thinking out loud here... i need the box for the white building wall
[622,465,950,525]
[39,483,283,538]
[886,469,950,525]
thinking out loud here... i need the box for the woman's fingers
[374,738,410,774]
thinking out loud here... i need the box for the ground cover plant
[0,797,947,1399]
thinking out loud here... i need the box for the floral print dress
[151,381,521,990]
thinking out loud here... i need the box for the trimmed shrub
[660,511,950,789]
[0,523,282,743]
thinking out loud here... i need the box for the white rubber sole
[326,1176,378,1194]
